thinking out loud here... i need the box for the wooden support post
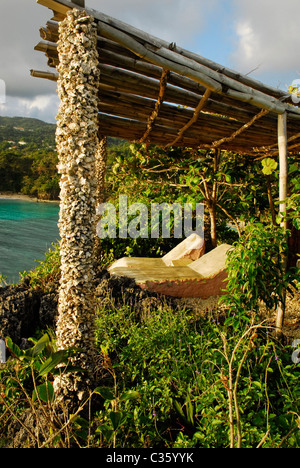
[278,112,288,230]
[276,112,288,337]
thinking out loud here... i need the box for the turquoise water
[0,199,60,284]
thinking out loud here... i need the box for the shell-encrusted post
[54,9,100,404]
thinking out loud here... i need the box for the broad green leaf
[185,395,194,425]
[32,381,54,403]
[39,350,66,376]
[94,386,115,401]
[31,333,50,357]
[109,411,123,431]
[120,390,140,401]
[262,158,278,175]
[174,400,185,419]
[5,337,23,360]
[96,424,114,442]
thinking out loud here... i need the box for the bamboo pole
[30,69,59,82]
[54,24,282,121]
[37,0,294,103]
[278,113,288,231]
[37,0,300,118]
[31,53,279,138]
[98,92,276,146]
[166,89,212,147]
[96,21,223,93]
[33,22,300,128]
[139,69,169,143]
[276,112,288,338]
[97,66,275,134]
[30,67,277,149]
[209,109,269,149]
[96,19,292,115]
[97,111,275,151]
[34,35,297,126]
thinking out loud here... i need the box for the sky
[1,0,300,124]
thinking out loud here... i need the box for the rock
[0,283,58,348]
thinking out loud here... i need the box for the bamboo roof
[32,0,300,155]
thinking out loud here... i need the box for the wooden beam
[37,0,299,114]
[139,69,169,143]
[166,89,212,147]
[278,112,288,230]
[37,0,70,15]
[97,22,223,93]
[276,112,288,338]
[30,69,59,82]
[209,108,269,149]
[96,21,300,116]
[35,35,273,122]
[41,3,293,99]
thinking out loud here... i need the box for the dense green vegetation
[0,117,125,200]
[0,233,299,448]
[0,146,59,200]
[0,116,56,147]
[102,141,300,262]
[0,118,299,448]
[0,117,58,199]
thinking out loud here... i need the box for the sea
[0,198,60,284]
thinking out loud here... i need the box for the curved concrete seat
[108,243,232,299]
[108,233,205,271]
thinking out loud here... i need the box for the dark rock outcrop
[0,278,58,348]
[0,268,179,349]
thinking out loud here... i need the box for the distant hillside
[0,116,128,200]
[0,116,56,148]
[0,116,125,149]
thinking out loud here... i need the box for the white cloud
[235,21,259,64]
[0,0,221,122]
[231,0,300,78]
[87,0,219,46]
[0,94,59,123]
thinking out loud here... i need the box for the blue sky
[1,0,300,123]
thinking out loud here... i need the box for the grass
[93,300,300,448]
[0,235,299,448]
[1,291,299,448]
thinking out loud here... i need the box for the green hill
[0,116,56,148]
[0,116,127,200]
[0,116,125,149]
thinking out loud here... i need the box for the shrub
[223,222,297,314]
[94,301,300,448]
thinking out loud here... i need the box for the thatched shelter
[31,0,299,398]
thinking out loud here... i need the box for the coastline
[0,192,59,204]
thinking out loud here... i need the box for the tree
[107,144,267,248]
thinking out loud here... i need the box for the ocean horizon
[0,198,60,284]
